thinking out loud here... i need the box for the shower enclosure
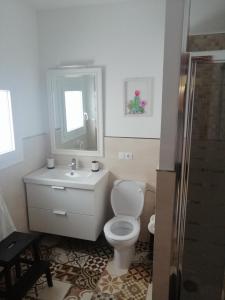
[171,51,225,300]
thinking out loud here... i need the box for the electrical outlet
[118,152,133,160]
[124,152,133,160]
[118,152,125,160]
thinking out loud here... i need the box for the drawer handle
[52,186,65,190]
[53,210,67,216]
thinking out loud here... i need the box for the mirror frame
[47,67,104,157]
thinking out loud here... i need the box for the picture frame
[124,77,154,116]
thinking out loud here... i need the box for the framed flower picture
[124,77,153,116]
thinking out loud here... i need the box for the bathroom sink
[65,170,92,178]
[24,166,108,190]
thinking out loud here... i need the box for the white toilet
[104,180,145,272]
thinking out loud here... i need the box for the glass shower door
[180,57,225,300]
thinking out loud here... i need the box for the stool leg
[45,268,53,287]
[33,242,40,261]
[15,261,21,278]
[5,267,12,292]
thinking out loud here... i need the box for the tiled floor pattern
[22,234,153,300]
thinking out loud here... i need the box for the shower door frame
[170,49,225,300]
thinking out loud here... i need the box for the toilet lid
[111,180,145,218]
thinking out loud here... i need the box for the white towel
[0,193,16,241]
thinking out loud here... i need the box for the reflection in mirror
[55,74,97,150]
[48,67,103,156]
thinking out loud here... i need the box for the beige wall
[153,170,176,300]
[55,136,160,241]
[0,134,49,232]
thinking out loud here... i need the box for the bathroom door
[172,51,225,300]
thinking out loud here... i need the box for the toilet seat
[111,180,145,218]
[104,216,140,241]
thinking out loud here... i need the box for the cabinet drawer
[28,207,97,241]
[26,183,95,215]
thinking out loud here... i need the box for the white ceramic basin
[24,166,108,190]
[65,170,92,178]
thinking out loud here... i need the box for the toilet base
[113,245,135,272]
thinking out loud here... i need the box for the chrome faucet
[69,158,76,171]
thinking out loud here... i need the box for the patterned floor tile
[126,263,152,283]
[49,261,61,277]
[96,270,124,295]
[75,268,101,290]
[40,234,113,258]
[52,263,81,284]
[64,285,93,300]
[39,245,52,261]
[86,245,113,259]
[24,279,71,300]
[135,241,150,253]
[83,255,108,273]
[50,247,90,268]
[20,235,152,300]
[91,292,118,300]
[117,277,148,300]
[23,275,48,299]
[40,280,71,300]
[133,250,152,266]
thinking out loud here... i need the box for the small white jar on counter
[91,160,99,172]
[47,157,55,169]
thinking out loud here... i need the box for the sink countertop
[24,166,109,190]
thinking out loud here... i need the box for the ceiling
[28,0,134,10]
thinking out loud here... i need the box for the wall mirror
[47,67,103,156]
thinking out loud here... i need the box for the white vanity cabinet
[24,168,109,241]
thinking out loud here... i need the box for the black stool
[0,231,53,300]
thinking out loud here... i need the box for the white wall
[190,0,225,35]
[0,0,46,140]
[38,0,165,138]
[158,0,186,171]
[0,0,48,230]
